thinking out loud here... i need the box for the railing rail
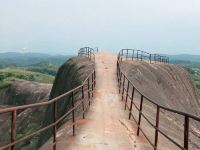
[117,49,200,150]
[118,49,169,64]
[78,47,96,61]
[0,47,96,150]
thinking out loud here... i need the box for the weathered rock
[0,80,52,149]
[120,61,200,114]
[37,56,94,149]
[120,61,200,149]
[0,80,51,106]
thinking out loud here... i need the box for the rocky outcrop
[0,56,94,150]
[120,61,200,114]
[37,56,94,149]
[0,80,52,149]
[0,80,51,106]
[120,61,200,149]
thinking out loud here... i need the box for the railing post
[129,87,135,119]
[119,72,122,93]
[150,54,152,64]
[71,92,75,136]
[137,50,138,60]
[90,48,91,59]
[125,81,130,110]
[82,86,85,119]
[122,50,124,61]
[11,110,17,150]
[88,78,90,106]
[85,48,86,55]
[88,47,89,58]
[88,48,90,59]
[132,50,134,60]
[184,116,189,150]
[141,51,143,61]
[137,95,143,136]
[117,62,119,82]
[92,73,94,97]
[87,47,89,57]
[121,75,125,101]
[90,49,92,59]
[126,49,128,61]
[94,71,96,87]
[118,64,121,85]
[154,106,160,149]
[53,101,57,150]
[88,48,89,58]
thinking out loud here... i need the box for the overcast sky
[0,0,200,55]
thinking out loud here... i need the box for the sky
[0,0,200,55]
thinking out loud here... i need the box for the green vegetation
[0,52,73,86]
[167,54,200,63]
[23,62,59,76]
[170,58,200,90]
[0,68,54,85]
[0,52,72,67]
[185,67,200,90]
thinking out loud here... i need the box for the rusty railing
[78,47,96,61]
[118,49,169,64]
[117,49,200,150]
[0,47,96,150]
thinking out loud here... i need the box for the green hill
[23,62,59,76]
[0,52,73,67]
[0,68,54,87]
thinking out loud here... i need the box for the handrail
[117,49,200,150]
[78,47,96,61]
[0,47,96,150]
[118,49,169,64]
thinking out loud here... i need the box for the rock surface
[40,52,151,150]
[120,60,200,149]
[120,61,200,115]
[37,56,94,149]
[0,80,52,149]
[0,79,51,106]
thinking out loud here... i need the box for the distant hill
[24,62,59,76]
[0,52,73,67]
[165,54,200,63]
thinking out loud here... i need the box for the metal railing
[0,47,96,150]
[117,49,200,150]
[78,47,96,61]
[118,49,169,64]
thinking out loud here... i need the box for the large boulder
[120,61,200,149]
[0,80,52,149]
[37,56,94,149]
[0,80,51,106]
